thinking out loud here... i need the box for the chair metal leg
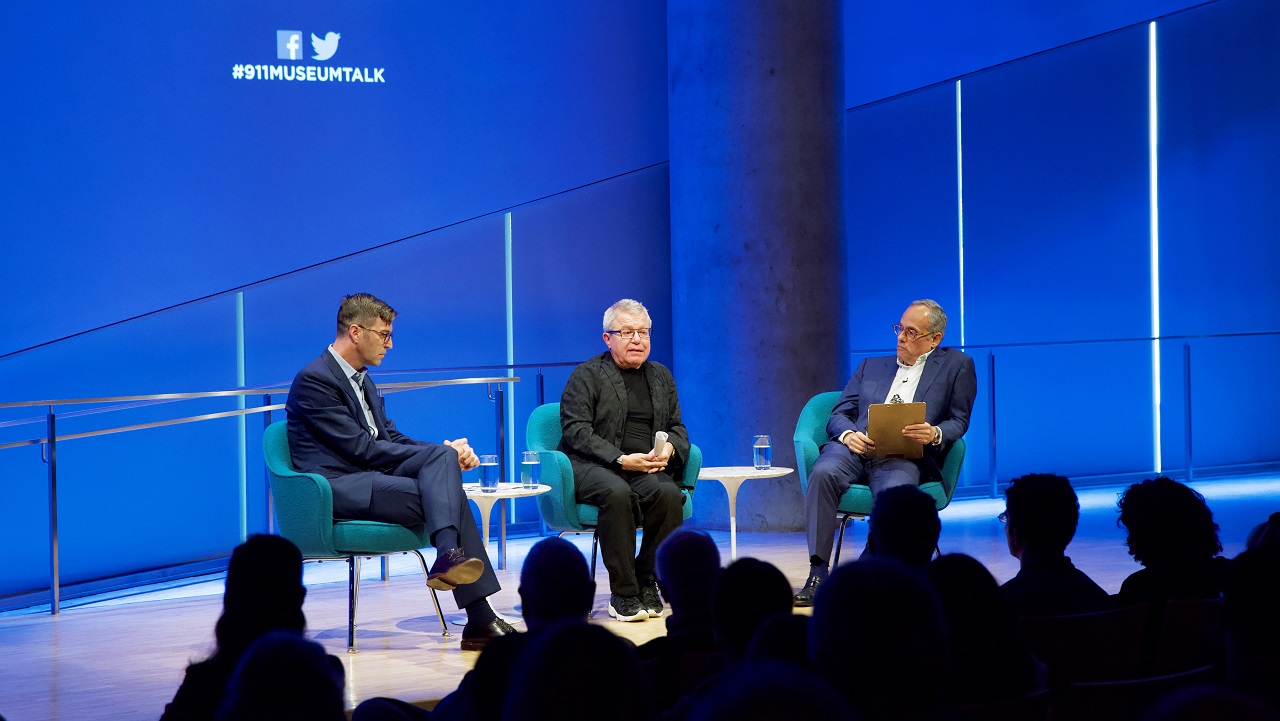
[590,528,600,578]
[347,555,361,653]
[409,549,451,637]
[832,514,856,567]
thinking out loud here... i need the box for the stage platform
[3,475,1277,720]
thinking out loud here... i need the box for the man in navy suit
[795,299,976,606]
[286,293,513,649]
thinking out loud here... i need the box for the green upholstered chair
[263,420,447,653]
[793,391,966,565]
[525,403,703,574]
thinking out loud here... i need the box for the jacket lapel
[916,347,946,401]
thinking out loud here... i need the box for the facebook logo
[276,30,304,61]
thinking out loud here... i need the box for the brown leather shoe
[460,617,518,652]
[427,548,484,590]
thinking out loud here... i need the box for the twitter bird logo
[311,32,340,61]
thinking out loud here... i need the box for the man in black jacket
[559,298,691,622]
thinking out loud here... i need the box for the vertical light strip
[1149,22,1163,473]
[235,291,247,540]
[504,212,516,481]
[956,80,966,346]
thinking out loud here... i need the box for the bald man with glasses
[795,299,976,607]
[559,298,691,623]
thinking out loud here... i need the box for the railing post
[46,406,60,615]
[536,369,545,407]
[1183,343,1193,485]
[493,382,508,570]
[987,351,998,499]
[263,394,275,535]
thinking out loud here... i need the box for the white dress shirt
[328,345,378,438]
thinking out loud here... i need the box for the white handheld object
[651,431,669,457]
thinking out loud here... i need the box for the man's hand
[901,423,935,445]
[653,441,673,462]
[443,438,479,470]
[620,452,668,474]
[843,430,875,455]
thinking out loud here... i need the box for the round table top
[462,482,552,498]
[697,466,793,480]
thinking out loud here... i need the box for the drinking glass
[752,435,772,470]
[520,451,541,488]
[479,454,500,492]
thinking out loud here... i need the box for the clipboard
[866,402,926,459]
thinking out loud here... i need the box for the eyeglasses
[997,510,1008,523]
[357,325,393,345]
[893,324,936,342]
[606,328,652,341]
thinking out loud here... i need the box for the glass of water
[752,435,772,470]
[479,454,500,492]
[521,451,541,488]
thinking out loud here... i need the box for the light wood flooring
[2,476,1277,721]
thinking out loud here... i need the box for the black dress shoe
[460,617,518,651]
[427,548,484,590]
[793,569,826,607]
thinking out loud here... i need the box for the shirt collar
[327,345,363,382]
[897,347,934,370]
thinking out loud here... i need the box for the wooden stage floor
[2,475,1277,721]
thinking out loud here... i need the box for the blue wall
[844,0,1280,487]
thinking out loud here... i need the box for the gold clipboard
[866,402,926,459]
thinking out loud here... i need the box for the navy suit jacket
[285,351,433,517]
[826,346,977,483]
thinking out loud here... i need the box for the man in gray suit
[559,299,691,622]
[795,299,977,606]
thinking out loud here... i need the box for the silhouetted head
[686,660,853,721]
[1222,548,1280,706]
[655,528,721,626]
[215,535,307,663]
[869,484,940,568]
[1118,477,1221,568]
[746,613,811,669]
[810,558,948,720]
[1245,512,1280,553]
[712,558,793,659]
[926,552,1013,642]
[216,631,344,721]
[518,537,594,630]
[503,620,652,721]
[1004,473,1079,558]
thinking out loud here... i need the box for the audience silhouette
[215,631,345,721]
[355,536,593,721]
[867,484,941,568]
[503,620,653,721]
[926,552,1042,705]
[162,534,310,721]
[999,473,1111,616]
[810,557,949,721]
[147,479,1280,720]
[1116,477,1229,607]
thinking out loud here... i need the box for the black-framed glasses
[893,323,936,342]
[357,325,394,344]
[606,328,652,341]
[997,510,1008,523]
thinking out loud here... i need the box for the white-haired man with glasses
[559,298,691,622]
[794,299,976,607]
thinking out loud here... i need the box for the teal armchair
[263,420,448,652]
[792,391,966,565]
[525,403,703,574]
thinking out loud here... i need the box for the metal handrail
[4,374,522,616]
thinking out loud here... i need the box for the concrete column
[669,0,844,532]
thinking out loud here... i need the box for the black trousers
[575,464,684,597]
[336,443,499,609]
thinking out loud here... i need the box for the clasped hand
[443,437,479,470]
[619,442,672,474]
